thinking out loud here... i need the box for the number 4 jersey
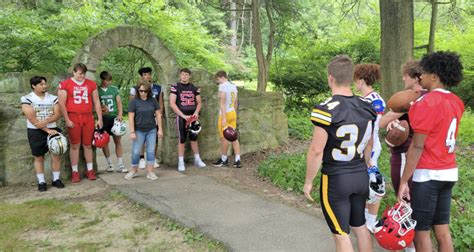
[311,95,377,175]
[409,89,464,170]
[59,78,97,114]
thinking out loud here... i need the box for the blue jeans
[131,128,156,168]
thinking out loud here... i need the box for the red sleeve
[58,80,68,90]
[408,95,439,135]
[88,80,97,91]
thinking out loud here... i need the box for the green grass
[257,109,474,250]
[233,80,276,92]
[0,199,84,251]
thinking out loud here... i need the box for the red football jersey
[409,89,465,170]
[59,78,97,114]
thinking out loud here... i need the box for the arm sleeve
[20,96,32,105]
[128,100,136,113]
[195,86,201,96]
[170,85,177,95]
[310,104,332,128]
[52,96,59,105]
[58,81,67,91]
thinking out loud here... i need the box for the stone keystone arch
[72,25,288,167]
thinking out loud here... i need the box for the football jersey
[59,78,97,114]
[130,83,162,100]
[218,81,238,113]
[21,92,58,129]
[409,89,464,170]
[364,91,385,166]
[311,95,377,175]
[99,85,119,116]
[170,82,201,115]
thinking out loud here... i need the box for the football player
[398,52,464,252]
[170,68,206,172]
[21,76,65,191]
[58,63,103,183]
[129,67,164,169]
[353,63,386,232]
[212,70,242,168]
[98,71,126,173]
[304,55,376,252]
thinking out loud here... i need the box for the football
[387,90,422,112]
[385,120,410,147]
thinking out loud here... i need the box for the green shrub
[286,109,313,140]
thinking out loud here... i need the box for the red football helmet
[223,126,238,142]
[92,129,110,148]
[374,202,417,250]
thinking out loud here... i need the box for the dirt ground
[0,180,224,251]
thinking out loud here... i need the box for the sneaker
[233,160,242,168]
[52,179,65,188]
[194,159,206,168]
[124,171,138,180]
[146,172,158,180]
[139,158,146,169]
[86,170,97,180]
[116,163,128,173]
[366,220,376,233]
[38,182,47,192]
[178,162,186,172]
[71,171,81,183]
[106,163,114,172]
[212,158,228,167]
[154,160,160,168]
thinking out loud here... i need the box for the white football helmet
[111,118,127,136]
[367,166,386,204]
[47,133,68,155]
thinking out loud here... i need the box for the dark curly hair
[353,63,380,86]
[420,51,463,87]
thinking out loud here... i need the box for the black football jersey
[170,82,201,115]
[310,95,377,175]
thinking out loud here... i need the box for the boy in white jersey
[212,71,242,168]
[353,64,386,232]
[21,76,64,191]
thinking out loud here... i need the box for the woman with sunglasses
[125,80,163,180]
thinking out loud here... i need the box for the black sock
[140,155,145,159]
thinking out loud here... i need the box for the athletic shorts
[68,113,95,145]
[390,152,413,196]
[27,127,61,157]
[102,115,115,135]
[411,180,455,231]
[217,111,237,138]
[176,116,198,144]
[320,171,369,235]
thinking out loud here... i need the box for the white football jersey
[21,92,58,129]
[218,81,238,113]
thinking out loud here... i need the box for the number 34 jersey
[59,78,97,114]
[310,95,377,175]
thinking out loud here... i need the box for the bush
[286,109,314,140]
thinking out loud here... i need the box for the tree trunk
[229,0,238,50]
[428,0,438,53]
[380,0,414,100]
[252,0,267,93]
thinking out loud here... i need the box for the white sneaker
[146,172,158,180]
[178,162,186,172]
[154,160,160,168]
[139,158,146,169]
[116,164,128,173]
[106,163,114,172]
[366,221,376,233]
[194,159,206,168]
[124,171,137,180]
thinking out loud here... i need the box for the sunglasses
[138,89,147,93]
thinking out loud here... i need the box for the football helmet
[367,166,386,204]
[47,133,68,155]
[223,126,238,142]
[92,128,110,148]
[374,202,417,250]
[111,118,127,136]
[186,115,202,135]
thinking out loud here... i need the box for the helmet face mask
[111,118,127,136]
[47,133,68,155]
[374,202,417,250]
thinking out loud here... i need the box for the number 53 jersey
[409,89,464,170]
[311,95,377,175]
[59,78,97,114]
